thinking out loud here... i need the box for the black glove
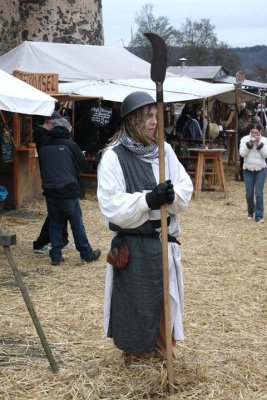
[246,141,253,149]
[146,180,175,210]
[257,142,264,150]
[166,180,175,204]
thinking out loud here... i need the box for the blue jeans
[33,215,68,249]
[46,197,94,261]
[243,168,266,221]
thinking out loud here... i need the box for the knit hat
[50,111,62,120]
[53,117,72,133]
[44,111,62,122]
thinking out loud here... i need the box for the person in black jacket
[36,114,101,265]
[33,112,69,254]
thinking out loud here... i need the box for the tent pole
[202,98,206,146]
[234,82,241,180]
[12,113,20,207]
[72,101,75,140]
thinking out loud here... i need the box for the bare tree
[129,3,180,49]
[179,18,218,48]
[128,6,240,71]
[251,64,267,82]
[212,43,241,74]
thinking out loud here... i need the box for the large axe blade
[144,32,175,395]
[144,33,167,103]
[144,32,167,184]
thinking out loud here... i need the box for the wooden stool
[188,148,227,198]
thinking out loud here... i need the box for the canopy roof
[215,75,267,89]
[59,76,259,104]
[0,41,153,82]
[0,41,259,105]
[167,65,229,81]
[167,65,267,90]
[0,69,56,115]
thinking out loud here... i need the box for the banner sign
[90,105,112,127]
[13,70,59,94]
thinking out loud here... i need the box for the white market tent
[0,69,56,115]
[59,78,200,103]
[0,41,153,82]
[0,41,258,104]
[59,76,258,104]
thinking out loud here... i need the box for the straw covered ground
[0,164,266,400]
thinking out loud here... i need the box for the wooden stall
[0,72,59,208]
[0,69,54,208]
[0,71,105,208]
[0,110,42,208]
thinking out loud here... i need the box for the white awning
[0,41,259,105]
[0,69,56,115]
[59,78,200,103]
[59,76,259,104]
[0,41,153,82]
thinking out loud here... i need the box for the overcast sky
[102,0,267,48]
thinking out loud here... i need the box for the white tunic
[97,141,193,341]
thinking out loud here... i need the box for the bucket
[0,186,8,209]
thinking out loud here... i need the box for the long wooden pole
[156,82,174,395]
[144,32,174,394]
[234,83,241,180]
[202,98,206,146]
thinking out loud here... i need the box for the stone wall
[0,0,103,55]
[19,0,103,44]
[0,1,21,55]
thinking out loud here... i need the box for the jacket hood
[49,125,70,139]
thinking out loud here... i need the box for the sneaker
[33,244,52,254]
[246,215,253,221]
[64,241,76,249]
[82,249,101,263]
[51,257,65,266]
[256,219,264,223]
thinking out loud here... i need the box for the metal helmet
[120,91,156,119]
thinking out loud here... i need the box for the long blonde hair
[108,105,158,146]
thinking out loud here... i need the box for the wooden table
[188,148,227,198]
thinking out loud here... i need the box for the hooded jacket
[35,124,87,198]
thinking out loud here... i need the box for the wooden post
[12,113,20,207]
[234,71,245,180]
[202,98,206,146]
[72,101,75,140]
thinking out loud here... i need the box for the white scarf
[119,132,158,161]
